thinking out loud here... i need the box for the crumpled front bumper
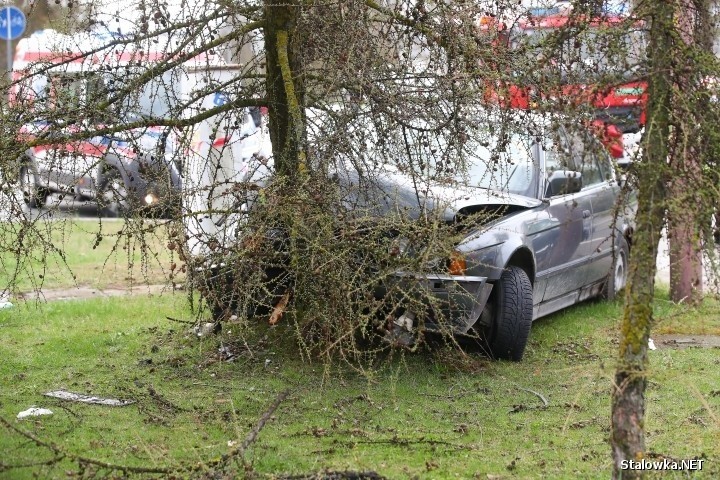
[385,272,492,335]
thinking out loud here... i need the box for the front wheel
[482,266,533,361]
[99,169,129,218]
[19,165,48,209]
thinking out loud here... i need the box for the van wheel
[100,169,128,217]
[19,165,48,208]
[482,266,533,361]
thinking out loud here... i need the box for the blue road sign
[0,6,26,41]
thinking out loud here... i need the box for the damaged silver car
[375,120,634,360]
[194,115,634,362]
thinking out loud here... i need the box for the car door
[581,147,620,284]
[535,134,595,303]
[40,73,107,195]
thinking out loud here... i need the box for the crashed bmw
[193,113,635,361]
[371,119,634,360]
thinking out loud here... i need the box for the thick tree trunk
[668,209,703,303]
[610,1,674,477]
[263,0,306,178]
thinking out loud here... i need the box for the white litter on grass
[0,294,13,309]
[17,407,53,419]
[193,322,218,337]
[44,390,134,406]
[648,338,657,350]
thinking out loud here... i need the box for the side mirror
[547,170,582,197]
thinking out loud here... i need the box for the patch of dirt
[15,284,177,302]
[653,334,720,349]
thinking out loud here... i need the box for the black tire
[99,168,129,217]
[484,266,533,361]
[603,235,629,301]
[19,165,48,209]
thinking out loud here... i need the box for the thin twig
[0,456,66,472]
[201,389,291,472]
[686,381,720,428]
[241,389,290,452]
[348,437,474,451]
[165,316,195,325]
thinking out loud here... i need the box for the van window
[116,70,180,121]
[48,73,110,123]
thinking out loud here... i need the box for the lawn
[0,288,718,479]
[0,218,180,294]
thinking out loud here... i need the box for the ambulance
[10,24,269,235]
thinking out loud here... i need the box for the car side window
[565,131,607,188]
[575,150,603,187]
[542,136,578,197]
[595,150,614,182]
[544,141,573,176]
[48,73,110,123]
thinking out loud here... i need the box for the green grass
[0,218,181,293]
[1,291,719,478]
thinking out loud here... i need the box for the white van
[11,26,270,226]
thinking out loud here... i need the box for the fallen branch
[0,456,66,472]
[347,437,473,451]
[1,389,291,476]
[277,471,386,480]
[241,389,290,452]
[202,389,291,473]
[0,417,172,474]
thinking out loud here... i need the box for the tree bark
[610,1,674,477]
[263,0,306,178]
[667,0,705,304]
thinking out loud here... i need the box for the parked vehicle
[10,28,190,216]
[198,112,635,361]
[484,1,647,133]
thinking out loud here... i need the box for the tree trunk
[263,0,306,178]
[610,1,674,477]
[668,214,702,303]
[667,0,706,304]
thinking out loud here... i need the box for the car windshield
[458,134,538,198]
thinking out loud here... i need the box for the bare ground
[14,284,177,302]
[653,334,720,349]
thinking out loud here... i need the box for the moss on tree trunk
[263,0,306,178]
[610,2,674,477]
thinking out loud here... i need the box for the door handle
[582,210,591,218]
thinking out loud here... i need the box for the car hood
[337,167,541,222]
[426,183,542,219]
